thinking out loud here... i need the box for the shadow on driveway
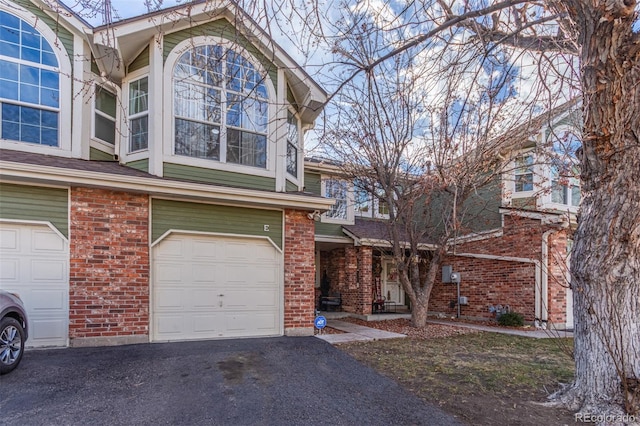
[1,337,462,426]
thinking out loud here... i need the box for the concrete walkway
[315,319,407,344]
[315,316,573,344]
[428,319,574,339]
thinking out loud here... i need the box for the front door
[383,260,404,305]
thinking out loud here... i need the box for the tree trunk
[553,0,640,417]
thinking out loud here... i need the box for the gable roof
[81,0,325,124]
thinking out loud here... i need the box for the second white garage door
[152,233,282,341]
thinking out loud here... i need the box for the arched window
[0,10,60,147]
[172,45,269,168]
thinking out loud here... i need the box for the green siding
[314,222,346,238]
[0,184,68,237]
[91,55,100,75]
[13,0,74,64]
[152,199,283,248]
[163,19,278,95]
[305,171,346,238]
[129,45,150,73]
[90,147,116,161]
[164,163,275,191]
[460,177,502,233]
[285,180,298,192]
[304,171,322,195]
[126,159,149,172]
[512,197,537,210]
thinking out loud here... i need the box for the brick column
[283,209,316,336]
[356,246,373,315]
[69,187,149,346]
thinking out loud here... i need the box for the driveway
[1,337,462,426]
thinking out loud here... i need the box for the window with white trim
[514,154,534,192]
[128,76,148,152]
[94,85,116,145]
[173,45,268,168]
[549,128,581,207]
[0,10,59,146]
[324,178,349,221]
[286,109,299,177]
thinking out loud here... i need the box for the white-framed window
[514,154,534,192]
[286,109,299,177]
[0,10,60,147]
[549,127,581,208]
[94,84,117,145]
[354,178,391,219]
[127,76,148,153]
[322,178,353,223]
[172,44,268,168]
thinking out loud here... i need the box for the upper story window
[0,10,59,146]
[128,76,148,152]
[173,45,268,168]
[323,178,350,222]
[94,85,116,145]
[514,154,534,192]
[354,179,391,219]
[286,110,299,177]
[549,128,581,207]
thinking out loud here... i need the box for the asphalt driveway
[0,337,462,426]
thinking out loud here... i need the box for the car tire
[0,317,25,375]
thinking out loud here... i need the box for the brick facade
[283,209,316,336]
[426,215,571,327]
[69,187,150,346]
[322,214,572,329]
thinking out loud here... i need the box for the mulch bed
[340,317,480,339]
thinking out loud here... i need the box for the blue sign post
[314,315,327,330]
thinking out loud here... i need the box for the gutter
[0,161,334,212]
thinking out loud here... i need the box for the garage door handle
[218,294,224,297]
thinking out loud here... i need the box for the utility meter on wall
[450,272,461,283]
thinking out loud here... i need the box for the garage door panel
[191,263,219,282]
[192,314,223,333]
[32,230,66,252]
[29,289,66,310]
[155,314,187,336]
[0,229,18,250]
[0,258,19,281]
[154,239,185,258]
[31,259,66,281]
[154,288,185,310]
[30,317,67,346]
[192,239,219,259]
[0,223,68,348]
[155,262,186,282]
[192,289,219,308]
[152,234,281,341]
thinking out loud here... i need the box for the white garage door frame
[150,230,284,342]
[0,219,69,347]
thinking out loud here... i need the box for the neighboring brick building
[0,0,331,348]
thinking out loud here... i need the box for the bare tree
[277,0,639,419]
[318,10,547,327]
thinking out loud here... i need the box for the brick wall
[283,209,316,336]
[69,187,149,346]
[430,216,571,327]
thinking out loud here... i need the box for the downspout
[540,229,555,329]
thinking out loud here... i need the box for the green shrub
[498,312,525,327]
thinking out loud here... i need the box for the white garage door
[0,223,69,347]
[152,233,282,341]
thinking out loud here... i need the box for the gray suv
[0,290,29,374]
